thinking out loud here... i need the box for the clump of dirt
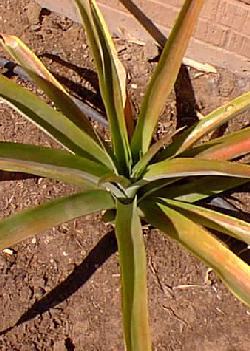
[0,1,249,350]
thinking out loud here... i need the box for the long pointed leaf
[74,0,131,173]
[0,34,66,92]
[159,92,250,160]
[141,201,250,306]
[0,142,110,187]
[144,158,250,182]
[0,74,113,168]
[189,127,250,160]
[132,128,183,178]
[115,198,151,351]
[73,0,104,81]
[152,176,248,203]
[0,190,114,249]
[131,0,204,159]
[164,199,250,245]
[89,0,131,172]
[0,35,108,144]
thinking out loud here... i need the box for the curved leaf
[159,92,250,160]
[131,0,204,159]
[164,199,250,245]
[0,142,110,187]
[0,34,66,92]
[0,35,107,141]
[141,201,250,307]
[152,176,248,203]
[144,158,250,182]
[0,190,114,249]
[0,74,113,168]
[190,127,250,160]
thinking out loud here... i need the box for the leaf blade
[164,199,250,245]
[159,92,250,160]
[0,74,113,168]
[141,201,250,307]
[131,0,204,158]
[192,127,250,160]
[0,190,114,249]
[74,0,131,173]
[115,198,151,351]
[144,158,250,182]
[151,176,248,203]
[0,142,110,187]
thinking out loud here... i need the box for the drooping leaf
[0,74,113,169]
[159,92,250,160]
[163,199,250,245]
[0,35,107,140]
[0,190,114,249]
[0,142,111,187]
[131,0,204,159]
[0,34,66,92]
[187,127,250,160]
[115,198,151,351]
[141,201,250,306]
[144,158,250,182]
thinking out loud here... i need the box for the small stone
[31,237,37,244]
[3,248,14,255]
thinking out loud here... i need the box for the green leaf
[163,199,250,245]
[0,34,67,92]
[89,0,131,172]
[0,142,110,187]
[0,74,113,169]
[73,0,104,82]
[132,128,183,178]
[0,34,112,150]
[141,201,250,307]
[115,198,151,351]
[159,92,250,160]
[186,127,250,160]
[74,0,131,173]
[151,176,248,203]
[144,158,250,182]
[0,190,114,250]
[131,0,204,159]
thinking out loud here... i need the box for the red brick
[226,31,250,56]
[35,0,250,75]
[216,0,249,31]
[195,19,230,48]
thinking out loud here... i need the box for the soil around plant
[0,1,250,350]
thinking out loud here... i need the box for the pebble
[3,248,14,255]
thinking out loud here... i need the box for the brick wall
[36,0,250,75]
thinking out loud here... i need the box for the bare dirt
[0,1,249,350]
